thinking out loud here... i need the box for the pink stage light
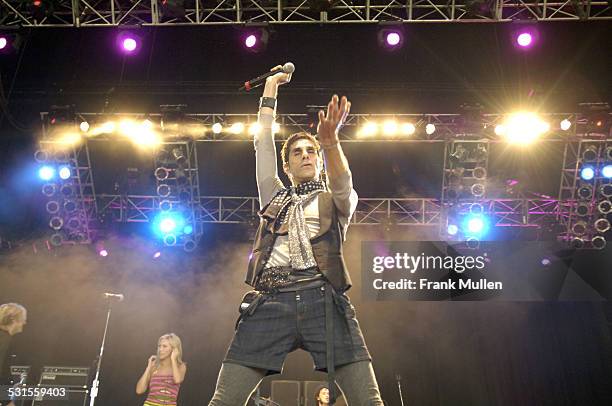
[516,32,533,47]
[513,27,538,50]
[99,249,109,257]
[245,35,257,48]
[0,37,7,50]
[378,27,404,51]
[386,32,401,47]
[123,38,137,52]
[153,251,161,259]
[117,32,141,55]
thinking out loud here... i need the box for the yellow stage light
[141,119,154,130]
[400,123,416,136]
[119,119,138,135]
[494,124,506,136]
[502,112,549,145]
[360,121,378,137]
[272,122,281,134]
[57,132,82,146]
[100,121,116,134]
[249,123,262,136]
[382,120,398,136]
[116,119,160,147]
[230,122,245,134]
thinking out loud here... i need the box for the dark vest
[245,191,352,292]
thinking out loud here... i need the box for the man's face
[317,388,330,405]
[284,138,321,185]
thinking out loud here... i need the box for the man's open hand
[318,95,351,147]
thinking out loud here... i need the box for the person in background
[0,303,27,406]
[315,385,330,406]
[136,333,187,406]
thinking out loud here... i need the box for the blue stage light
[580,166,595,181]
[58,166,71,180]
[153,212,186,237]
[462,214,489,237]
[602,164,612,179]
[38,166,55,181]
[160,218,177,233]
[447,224,459,236]
[467,217,484,233]
[183,224,193,235]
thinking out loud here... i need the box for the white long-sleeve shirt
[254,113,358,267]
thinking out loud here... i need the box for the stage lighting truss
[559,139,612,249]
[153,141,202,250]
[36,140,95,245]
[42,111,611,143]
[1,0,610,26]
[34,109,612,250]
[441,140,490,239]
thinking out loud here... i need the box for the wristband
[259,97,277,110]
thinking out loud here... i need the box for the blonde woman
[136,333,187,406]
[0,303,27,406]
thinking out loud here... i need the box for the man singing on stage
[208,66,384,405]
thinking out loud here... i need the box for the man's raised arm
[318,95,358,230]
[253,68,291,208]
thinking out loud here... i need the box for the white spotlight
[425,123,436,135]
[560,119,572,131]
[212,123,223,134]
[400,123,416,136]
[79,121,90,132]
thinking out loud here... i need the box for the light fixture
[582,145,599,162]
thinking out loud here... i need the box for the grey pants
[208,360,384,406]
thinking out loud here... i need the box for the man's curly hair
[281,132,321,166]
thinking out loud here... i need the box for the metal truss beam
[38,140,97,245]
[94,195,561,227]
[41,111,610,142]
[1,0,610,27]
[557,139,612,247]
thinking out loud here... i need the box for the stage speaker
[304,380,346,406]
[31,366,89,406]
[9,365,30,385]
[271,380,300,406]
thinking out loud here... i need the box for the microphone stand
[396,373,405,406]
[89,297,117,406]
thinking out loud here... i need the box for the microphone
[239,62,295,91]
[103,292,124,301]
